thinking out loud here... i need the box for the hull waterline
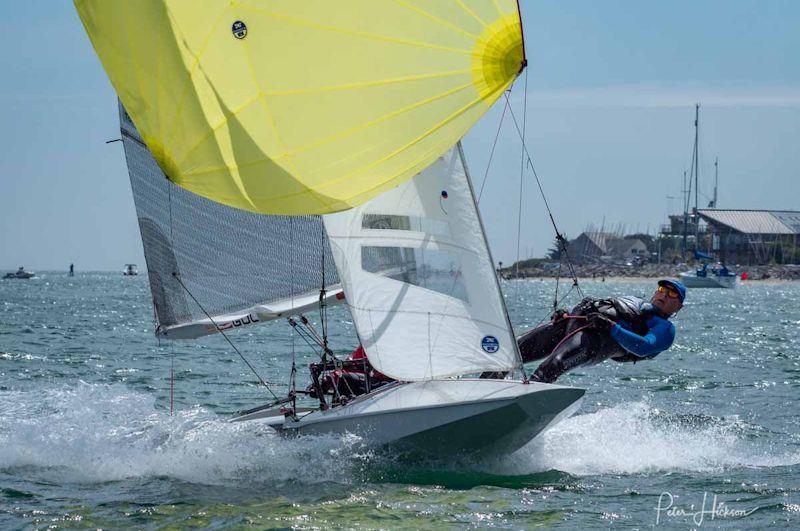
[234,379,584,457]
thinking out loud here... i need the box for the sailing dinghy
[77,0,585,456]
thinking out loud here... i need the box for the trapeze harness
[519,296,676,383]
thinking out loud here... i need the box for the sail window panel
[323,144,519,381]
[361,245,468,302]
[361,214,451,238]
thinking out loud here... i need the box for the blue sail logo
[481,335,499,353]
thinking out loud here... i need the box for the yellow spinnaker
[75,0,525,214]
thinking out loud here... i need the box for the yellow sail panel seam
[124,2,148,130]
[310,84,509,195]
[261,68,472,97]
[454,0,489,27]
[390,0,479,39]
[238,34,301,178]
[183,78,477,182]
[174,90,263,170]
[278,82,475,159]
[491,0,505,17]
[165,7,231,148]
[193,79,510,209]
[183,80,476,176]
[241,3,472,55]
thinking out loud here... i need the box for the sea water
[1,274,798,528]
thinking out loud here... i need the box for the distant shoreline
[504,275,798,284]
[499,263,800,282]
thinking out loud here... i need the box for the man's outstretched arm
[610,319,675,358]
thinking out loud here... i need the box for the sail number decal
[205,313,261,334]
[232,21,247,39]
[481,335,499,353]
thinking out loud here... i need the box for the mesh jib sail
[119,103,339,340]
[76,0,525,215]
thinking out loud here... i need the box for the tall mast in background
[693,104,700,247]
[682,170,688,260]
[712,157,718,208]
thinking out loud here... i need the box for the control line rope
[171,272,278,400]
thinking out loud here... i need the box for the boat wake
[0,383,371,486]
[1,385,797,486]
[496,400,800,476]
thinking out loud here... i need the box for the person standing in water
[69,263,74,277]
[519,279,685,383]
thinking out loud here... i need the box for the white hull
[234,379,584,456]
[3,272,35,279]
[679,272,736,289]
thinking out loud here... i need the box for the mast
[693,104,700,248]
[712,157,718,208]
[458,142,527,382]
[681,170,688,260]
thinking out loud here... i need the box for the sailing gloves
[587,312,616,331]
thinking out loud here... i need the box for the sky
[1,1,798,271]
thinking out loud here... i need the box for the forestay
[119,103,341,340]
[75,0,525,215]
[323,144,519,381]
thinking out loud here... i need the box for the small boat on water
[679,251,737,288]
[679,264,737,288]
[3,267,35,280]
[122,264,138,276]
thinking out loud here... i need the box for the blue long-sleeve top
[610,315,675,358]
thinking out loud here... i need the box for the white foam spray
[2,385,797,484]
[494,400,800,476]
[0,383,368,485]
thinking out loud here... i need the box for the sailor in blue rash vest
[517,279,686,383]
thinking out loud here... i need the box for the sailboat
[678,106,736,288]
[76,1,584,456]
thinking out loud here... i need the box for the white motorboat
[3,267,35,279]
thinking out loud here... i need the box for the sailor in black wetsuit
[520,279,686,383]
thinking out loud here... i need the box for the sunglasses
[657,285,681,299]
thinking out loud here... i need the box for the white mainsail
[323,144,520,381]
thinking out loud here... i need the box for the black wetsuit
[520,296,661,383]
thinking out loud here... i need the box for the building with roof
[697,209,800,264]
[567,232,649,263]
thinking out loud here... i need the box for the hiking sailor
[520,279,686,383]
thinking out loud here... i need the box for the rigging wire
[167,185,176,415]
[169,342,174,416]
[501,91,584,304]
[289,217,297,414]
[171,272,278,400]
[477,94,510,204]
[514,68,528,283]
[289,318,326,353]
